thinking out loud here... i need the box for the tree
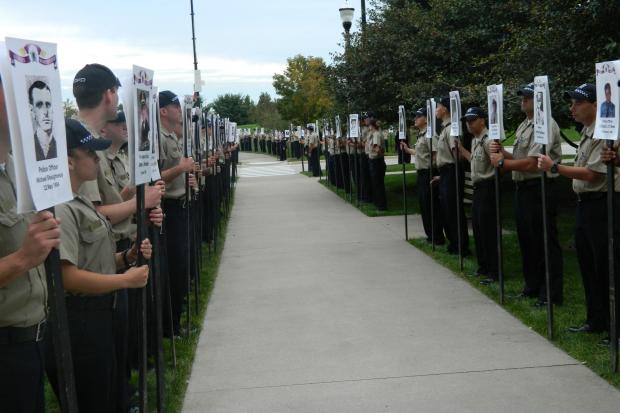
[273,55,335,125]
[250,93,288,130]
[210,93,254,124]
[63,99,78,119]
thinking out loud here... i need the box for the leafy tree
[210,93,254,124]
[63,99,78,119]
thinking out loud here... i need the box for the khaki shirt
[470,128,494,183]
[367,129,385,160]
[77,121,133,242]
[435,120,455,168]
[160,127,186,199]
[0,158,47,327]
[512,118,562,181]
[572,124,608,193]
[57,194,117,292]
[414,128,438,170]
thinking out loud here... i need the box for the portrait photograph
[27,76,57,161]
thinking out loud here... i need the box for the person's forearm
[504,157,537,172]
[96,199,135,225]
[62,262,127,294]
[161,165,184,183]
[120,185,135,201]
[0,251,30,287]
[460,148,471,161]
[502,149,514,160]
[558,164,602,182]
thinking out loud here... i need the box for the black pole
[136,185,148,413]
[149,223,166,412]
[454,138,464,270]
[607,139,618,371]
[541,144,553,339]
[301,132,306,173]
[494,139,504,305]
[184,123,192,338]
[429,133,435,251]
[402,154,408,240]
[360,0,366,28]
[44,206,79,413]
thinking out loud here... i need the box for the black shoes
[567,324,604,334]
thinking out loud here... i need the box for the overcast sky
[0,0,362,104]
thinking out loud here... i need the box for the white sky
[0,0,362,104]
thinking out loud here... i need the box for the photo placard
[533,76,552,145]
[0,37,72,212]
[398,105,406,140]
[449,91,462,137]
[594,61,620,141]
[486,84,504,140]
[349,113,359,139]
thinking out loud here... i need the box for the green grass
[45,198,234,413]
[319,173,420,217]
[386,163,416,173]
[408,182,620,390]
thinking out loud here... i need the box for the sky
[0,0,362,104]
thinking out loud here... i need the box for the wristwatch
[550,162,559,174]
[497,159,504,169]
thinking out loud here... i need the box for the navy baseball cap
[564,83,596,103]
[65,118,111,151]
[437,96,450,110]
[414,107,427,117]
[159,90,180,108]
[517,82,535,97]
[108,111,126,124]
[73,63,121,100]
[461,106,486,121]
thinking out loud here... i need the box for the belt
[65,293,117,311]
[473,178,494,189]
[0,319,46,344]
[163,198,186,207]
[575,191,620,202]
[514,178,541,189]
[439,163,455,171]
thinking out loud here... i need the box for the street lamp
[339,1,355,35]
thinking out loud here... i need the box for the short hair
[75,90,105,110]
[605,83,611,92]
[28,80,51,105]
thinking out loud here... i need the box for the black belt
[0,319,46,344]
[163,198,186,207]
[575,192,620,202]
[514,178,541,189]
[473,177,494,189]
[65,293,117,311]
[439,163,455,172]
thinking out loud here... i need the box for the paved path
[183,152,620,412]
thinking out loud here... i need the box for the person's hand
[123,265,149,288]
[144,184,163,209]
[399,142,408,150]
[490,151,504,167]
[601,146,618,164]
[188,173,198,189]
[179,156,195,173]
[537,154,553,171]
[489,141,503,154]
[139,238,152,260]
[16,211,61,269]
[148,207,163,227]
[193,161,201,174]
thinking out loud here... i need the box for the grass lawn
[385,163,416,173]
[45,199,233,413]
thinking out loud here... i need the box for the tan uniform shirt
[470,128,494,184]
[57,194,117,295]
[573,124,608,193]
[367,129,385,160]
[435,120,455,168]
[0,158,47,327]
[512,118,562,181]
[160,127,186,200]
[414,128,438,170]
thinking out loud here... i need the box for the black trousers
[418,168,445,244]
[361,154,373,202]
[369,157,387,210]
[47,296,117,413]
[575,194,620,331]
[310,148,320,177]
[327,154,336,185]
[396,136,411,164]
[472,178,499,279]
[163,199,190,334]
[439,163,470,254]
[0,337,45,413]
[515,178,563,302]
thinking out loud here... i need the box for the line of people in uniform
[0,63,239,412]
[240,130,288,161]
[400,83,618,345]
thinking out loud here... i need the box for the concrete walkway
[183,152,620,412]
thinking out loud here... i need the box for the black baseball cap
[65,118,111,151]
[307,125,315,131]
[437,96,450,110]
[73,63,121,100]
[564,83,596,103]
[159,90,180,108]
[517,82,535,97]
[361,111,377,120]
[461,106,486,121]
[414,107,427,117]
[108,111,126,124]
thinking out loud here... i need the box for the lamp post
[339,1,355,37]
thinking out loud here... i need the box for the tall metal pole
[541,145,553,339]
[360,0,366,28]
[607,139,618,371]
[494,139,504,305]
